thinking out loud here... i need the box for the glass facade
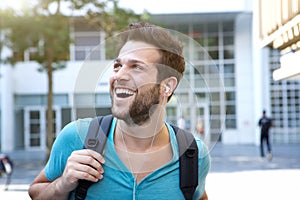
[269,49,300,143]
[163,20,236,142]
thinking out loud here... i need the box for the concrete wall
[1,65,14,152]
[0,60,112,151]
[223,12,256,144]
[12,60,112,95]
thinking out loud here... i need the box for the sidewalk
[209,143,300,172]
[0,150,45,199]
[0,143,299,199]
[206,143,300,200]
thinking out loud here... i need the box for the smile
[115,88,136,98]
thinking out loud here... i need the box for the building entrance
[24,106,61,150]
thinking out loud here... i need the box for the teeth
[116,88,134,95]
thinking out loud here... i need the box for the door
[24,106,61,150]
[167,102,210,144]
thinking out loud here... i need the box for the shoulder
[60,118,92,133]
[54,118,93,148]
[193,138,210,199]
[45,118,93,181]
[195,138,210,162]
[194,138,211,181]
[73,118,93,141]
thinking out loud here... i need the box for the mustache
[112,80,137,91]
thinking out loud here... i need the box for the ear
[161,77,178,96]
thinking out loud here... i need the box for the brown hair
[118,22,185,85]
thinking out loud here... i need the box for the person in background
[258,110,273,160]
[196,118,205,141]
[177,115,186,130]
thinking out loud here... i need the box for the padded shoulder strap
[84,115,113,153]
[171,125,199,200]
[75,115,113,200]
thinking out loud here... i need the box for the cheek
[136,74,158,89]
[109,76,115,87]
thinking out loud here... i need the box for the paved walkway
[206,143,300,200]
[209,143,300,172]
[0,143,299,199]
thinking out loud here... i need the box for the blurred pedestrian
[258,110,272,160]
[196,118,205,140]
[177,115,186,130]
[0,153,13,190]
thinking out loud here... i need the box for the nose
[113,64,131,81]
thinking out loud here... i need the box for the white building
[1,0,299,153]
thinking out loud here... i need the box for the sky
[0,0,251,14]
[118,0,250,14]
[0,0,30,10]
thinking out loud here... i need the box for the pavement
[206,143,300,200]
[0,143,299,200]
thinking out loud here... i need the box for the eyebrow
[114,58,148,66]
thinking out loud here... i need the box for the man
[258,110,272,160]
[29,22,210,200]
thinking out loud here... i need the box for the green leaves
[0,0,144,158]
[2,0,143,66]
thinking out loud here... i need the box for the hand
[58,149,105,193]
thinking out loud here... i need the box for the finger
[77,149,105,164]
[81,155,105,174]
[65,159,104,182]
[78,164,104,181]
[68,151,105,173]
[76,168,103,182]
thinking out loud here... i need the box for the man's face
[110,41,162,125]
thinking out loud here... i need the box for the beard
[111,84,161,126]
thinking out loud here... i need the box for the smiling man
[111,41,165,126]
[28,22,210,200]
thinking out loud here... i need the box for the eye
[113,63,122,71]
[133,64,143,70]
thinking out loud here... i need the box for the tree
[0,9,14,64]
[4,0,142,160]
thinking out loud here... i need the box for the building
[1,0,298,153]
[256,0,300,143]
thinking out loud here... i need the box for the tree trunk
[45,62,54,162]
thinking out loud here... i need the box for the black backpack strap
[75,115,113,200]
[84,115,113,152]
[171,125,198,200]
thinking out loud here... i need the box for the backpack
[75,115,198,200]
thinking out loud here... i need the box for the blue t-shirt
[45,117,210,200]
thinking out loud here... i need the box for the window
[73,32,104,61]
[269,48,300,142]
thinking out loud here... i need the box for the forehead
[118,41,161,63]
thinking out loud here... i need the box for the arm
[28,149,105,200]
[196,140,210,200]
[28,169,69,200]
[199,190,208,200]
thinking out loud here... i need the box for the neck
[114,119,173,183]
[115,118,169,152]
